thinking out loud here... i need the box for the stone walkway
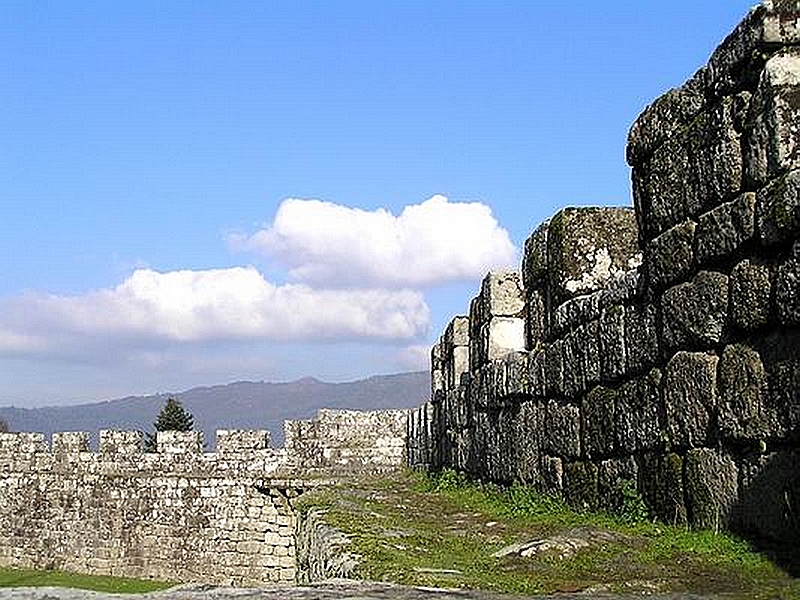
[0,580,720,600]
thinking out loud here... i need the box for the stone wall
[409,1,800,547]
[0,408,410,585]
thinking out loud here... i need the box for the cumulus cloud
[236,195,517,288]
[0,266,430,355]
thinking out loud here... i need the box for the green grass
[0,566,172,593]
[297,469,800,599]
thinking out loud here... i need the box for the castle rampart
[408,1,800,548]
[0,408,409,586]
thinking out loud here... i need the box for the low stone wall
[409,1,800,547]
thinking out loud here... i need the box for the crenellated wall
[0,408,410,586]
[408,1,800,547]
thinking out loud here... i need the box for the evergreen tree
[145,397,194,451]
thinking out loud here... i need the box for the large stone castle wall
[408,1,800,546]
[0,408,409,586]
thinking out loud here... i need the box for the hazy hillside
[0,371,430,447]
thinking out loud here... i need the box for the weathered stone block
[447,346,470,390]
[552,292,601,339]
[738,451,800,544]
[527,347,547,399]
[695,192,756,265]
[626,70,706,167]
[563,461,599,512]
[598,457,638,515]
[624,303,659,374]
[776,245,800,326]
[718,344,773,441]
[661,271,729,354]
[685,449,739,531]
[582,386,616,459]
[514,400,543,485]
[444,315,470,347]
[545,207,641,307]
[745,48,800,185]
[526,288,548,347]
[52,432,90,454]
[639,452,687,525]
[521,221,549,291]
[645,220,696,293]
[544,399,581,458]
[664,352,719,449]
[100,430,143,455]
[730,259,771,330]
[767,357,800,438]
[486,317,526,362]
[502,351,530,400]
[599,304,626,382]
[573,320,600,395]
[216,430,270,453]
[634,96,742,241]
[757,169,800,246]
[616,369,663,454]
[540,455,563,494]
[544,340,565,398]
[479,272,526,317]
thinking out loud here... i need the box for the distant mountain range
[0,371,430,448]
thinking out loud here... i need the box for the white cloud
[237,195,517,288]
[396,344,431,372]
[0,266,430,355]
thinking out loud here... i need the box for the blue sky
[0,1,755,406]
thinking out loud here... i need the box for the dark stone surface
[563,461,599,512]
[624,303,659,375]
[514,400,543,485]
[521,221,549,291]
[776,244,800,326]
[598,456,638,515]
[599,305,626,382]
[543,399,581,459]
[738,451,800,544]
[684,449,739,530]
[581,386,617,459]
[616,370,664,454]
[729,259,771,330]
[757,168,800,246]
[633,97,742,241]
[717,344,772,441]
[661,271,729,355]
[694,192,756,265]
[645,220,696,294]
[664,352,718,449]
[639,452,686,525]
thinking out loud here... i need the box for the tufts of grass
[0,566,172,593]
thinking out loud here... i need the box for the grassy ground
[0,566,172,593]
[296,469,800,599]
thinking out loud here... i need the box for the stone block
[545,207,641,307]
[685,449,739,531]
[616,369,664,454]
[624,303,659,374]
[552,292,602,339]
[527,347,547,399]
[544,340,565,398]
[599,304,626,382]
[776,245,800,326]
[738,451,800,544]
[757,169,800,246]
[730,259,771,330]
[563,461,599,512]
[525,288,548,347]
[571,320,600,396]
[486,317,526,361]
[745,48,800,186]
[718,344,774,441]
[598,457,639,515]
[767,357,800,439]
[444,315,470,347]
[695,192,756,265]
[521,221,549,291]
[582,386,616,459]
[661,271,729,355]
[626,69,706,167]
[503,351,530,400]
[645,220,696,294]
[540,455,563,494]
[543,399,580,459]
[479,272,526,318]
[634,96,742,241]
[639,452,687,525]
[514,400,543,485]
[664,352,719,449]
